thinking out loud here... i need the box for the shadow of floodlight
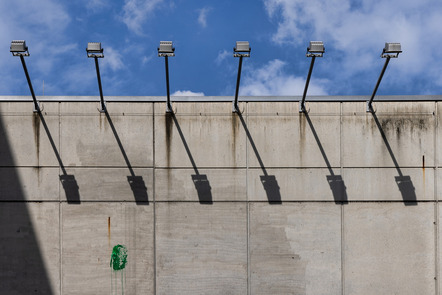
[37,112,80,204]
[169,113,213,204]
[105,111,149,204]
[237,113,281,204]
[304,112,348,204]
[371,112,417,205]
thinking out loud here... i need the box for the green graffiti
[110,244,127,271]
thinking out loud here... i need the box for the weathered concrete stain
[378,117,429,136]
[32,113,40,165]
[299,113,307,166]
[231,113,238,165]
[108,217,111,249]
[165,112,173,168]
[422,155,425,195]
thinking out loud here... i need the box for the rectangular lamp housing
[308,41,325,53]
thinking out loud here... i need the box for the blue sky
[1,0,442,97]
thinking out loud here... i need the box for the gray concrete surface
[0,99,440,294]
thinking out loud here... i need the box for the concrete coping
[0,95,441,102]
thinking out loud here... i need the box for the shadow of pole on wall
[105,111,149,205]
[237,112,281,204]
[169,113,213,204]
[371,112,417,205]
[304,112,348,204]
[38,112,80,204]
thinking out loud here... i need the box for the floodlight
[232,41,251,113]
[158,41,175,112]
[86,42,104,58]
[158,41,175,57]
[233,41,251,57]
[367,42,402,112]
[10,40,40,112]
[300,41,325,112]
[10,40,29,56]
[86,42,106,112]
[307,41,324,57]
[382,42,402,58]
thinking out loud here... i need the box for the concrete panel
[248,168,346,202]
[343,168,434,201]
[246,102,341,168]
[155,168,246,202]
[154,102,246,168]
[0,167,60,201]
[342,102,435,167]
[0,102,60,167]
[63,168,152,202]
[250,203,341,295]
[344,203,435,294]
[437,102,442,167]
[156,202,247,294]
[62,203,153,295]
[60,102,153,167]
[0,202,60,294]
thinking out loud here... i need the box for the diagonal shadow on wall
[105,111,149,205]
[37,112,80,204]
[371,112,417,205]
[167,113,212,204]
[303,112,348,204]
[237,112,281,204]
[0,111,54,293]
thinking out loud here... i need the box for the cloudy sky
[1,0,442,97]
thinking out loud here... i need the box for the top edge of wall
[0,95,441,102]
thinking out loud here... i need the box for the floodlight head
[234,41,251,57]
[307,41,324,57]
[381,42,401,58]
[10,40,29,56]
[87,42,104,58]
[158,41,175,57]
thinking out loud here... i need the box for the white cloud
[121,0,164,35]
[0,0,71,93]
[102,47,125,71]
[142,55,154,65]
[241,59,328,96]
[172,90,205,96]
[215,49,230,65]
[264,0,442,92]
[197,7,211,28]
[85,0,108,12]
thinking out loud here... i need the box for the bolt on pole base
[98,102,107,113]
[366,101,375,113]
[33,101,42,113]
[299,101,306,113]
[232,102,240,113]
[166,103,173,113]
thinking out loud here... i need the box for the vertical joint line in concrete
[58,101,63,295]
[152,103,157,295]
[246,102,251,295]
[340,102,345,295]
[435,102,438,294]
[341,205,345,295]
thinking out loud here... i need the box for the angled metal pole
[165,55,172,113]
[233,55,244,113]
[19,55,40,112]
[94,56,106,112]
[300,56,316,113]
[367,56,391,112]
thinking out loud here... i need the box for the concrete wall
[0,99,439,294]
